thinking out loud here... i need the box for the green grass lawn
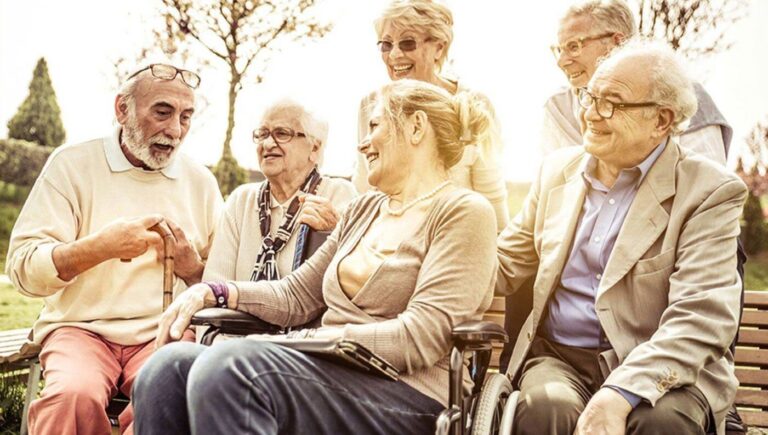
[745,252,768,291]
[0,282,42,330]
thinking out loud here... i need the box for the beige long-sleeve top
[6,129,223,345]
[231,188,497,405]
[203,176,357,281]
[353,83,510,232]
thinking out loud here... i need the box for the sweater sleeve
[201,193,241,282]
[6,163,77,297]
[333,194,498,372]
[232,208,346,327]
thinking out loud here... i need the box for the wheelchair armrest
[190,308,283,336]
[452,321,508,348]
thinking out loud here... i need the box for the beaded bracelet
[204,281,229,308]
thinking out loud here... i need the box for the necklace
[384,180,452,217]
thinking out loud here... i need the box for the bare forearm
[51,234,111,281]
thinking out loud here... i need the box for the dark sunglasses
[377,37,431,53]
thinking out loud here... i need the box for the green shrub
[742,191,768,255]
[0,139,53,188]
[7,58,66,148]
[212,153,247,197]
[0,370,26,434]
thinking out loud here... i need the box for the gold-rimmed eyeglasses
[577,88,658,119]
[127,64,201,89]
[550,33,615,59]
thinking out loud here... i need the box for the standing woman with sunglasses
[352,0,509,231]
[202,98,357,287]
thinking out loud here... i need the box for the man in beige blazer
[497,39,747,435]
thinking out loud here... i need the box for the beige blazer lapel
[532,155,588,325]
[597,142,678,299]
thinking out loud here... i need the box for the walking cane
[120,221,176,310]
[149,222,176,311]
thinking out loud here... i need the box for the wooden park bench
[734,290,768,429]
[483,291,768,431]
[0,327,40,435]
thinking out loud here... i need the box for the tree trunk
[221,68,240,159]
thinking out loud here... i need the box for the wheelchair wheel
[471,373,513,435]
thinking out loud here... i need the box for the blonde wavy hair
[376,79,496,169]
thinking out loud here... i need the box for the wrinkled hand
[297,194,340,231]
[155,283,213,348]
[161,218,204,285]
[99,215,165,261]
[574,388,632,435]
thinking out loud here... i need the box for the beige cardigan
[232,188,498,405]
[203,176,357,281]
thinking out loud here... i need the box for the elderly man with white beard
[5,64,223,435]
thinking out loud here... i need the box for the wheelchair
[190,225,514,434]
[191,309,512,435]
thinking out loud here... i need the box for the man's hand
[101,215,166,260]
[162,218,204,286]
[574,388,632,435]
[155,282,213,348]
[297,194,340,232]
[52,215,165,281]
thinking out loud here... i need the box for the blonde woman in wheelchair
[132,79,499,435]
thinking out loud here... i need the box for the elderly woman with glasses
[202,98,357,285]
[352,0,509,232]
[132,79,499,434]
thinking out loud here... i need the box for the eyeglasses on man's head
[127,64,201,89]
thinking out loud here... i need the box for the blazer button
[527,331,533,341]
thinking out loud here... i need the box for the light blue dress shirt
[542,140,668,407]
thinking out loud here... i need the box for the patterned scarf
[250,168,322,281]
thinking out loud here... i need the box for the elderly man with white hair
[542,0,732,163]
[497,39,746,435]
[6,64,223,434]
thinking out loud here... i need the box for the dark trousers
[132,339,443,435]
[512,336,711,435]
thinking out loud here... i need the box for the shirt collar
[583,137,668,191]
[103,127,181,179]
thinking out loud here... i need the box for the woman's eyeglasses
[127,64,201,89]
[253,127,306,145]
[377,37,431,53]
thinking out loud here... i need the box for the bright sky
[1,0,767,181]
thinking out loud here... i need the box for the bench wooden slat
[736,369,768,388]
[735,349,768,368]
[745,291,768,310]
[741,310,768,328]
[0,330,31,340]
[737,329,768,348]
[735,390,768,408]
[740,409,768,428]
[488,297,505,313]
[481,313,504,329]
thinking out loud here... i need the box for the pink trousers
[28,326,192,435]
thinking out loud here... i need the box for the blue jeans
[133,339,443,434]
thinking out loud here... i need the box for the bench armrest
[190,308,282,336]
